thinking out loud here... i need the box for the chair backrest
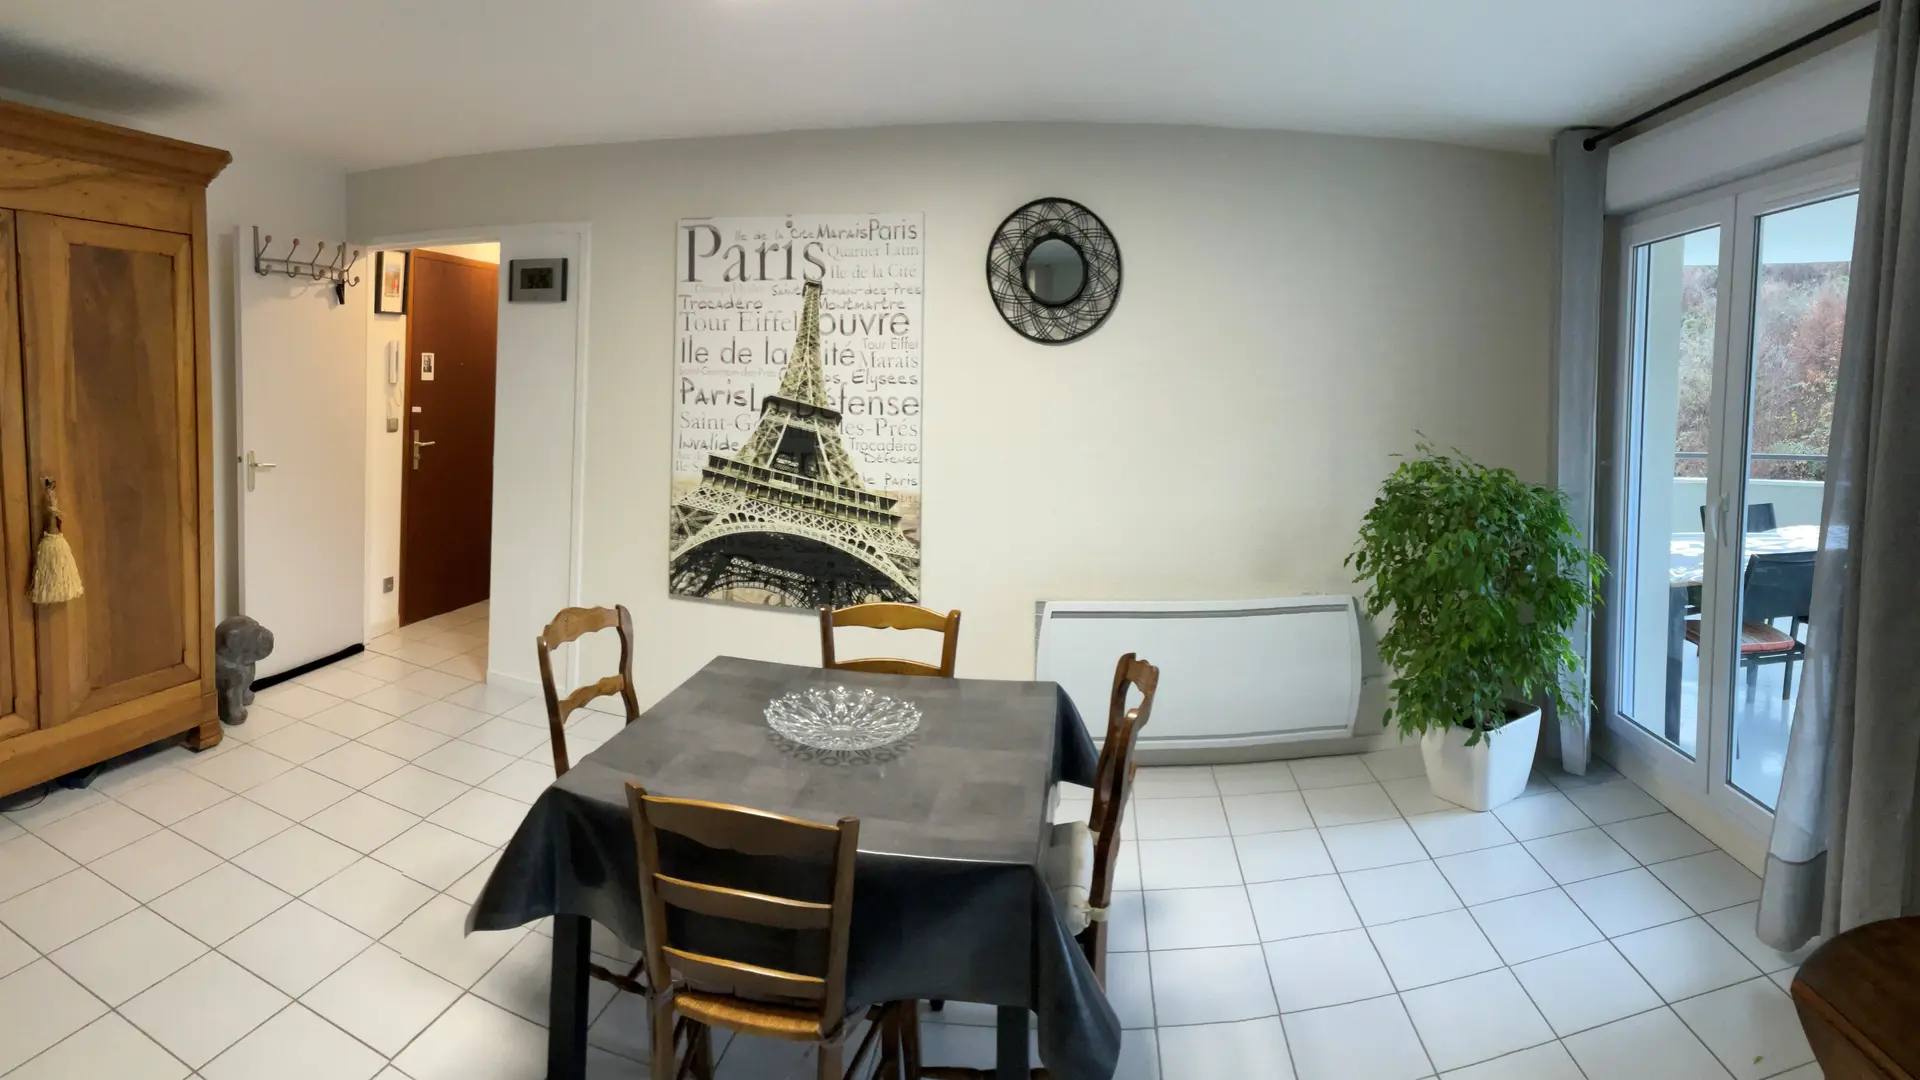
[818,603,961,678]
[1743,550,1815,623]
[1699,502,1780,534]
[536,604,640,775]
[626,785,860,1034]
[1087,653,1159,910]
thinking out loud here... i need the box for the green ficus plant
[1346,443,1607,746]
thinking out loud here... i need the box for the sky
[1678,192,1858,266]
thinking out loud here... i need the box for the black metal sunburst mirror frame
[986,197,1122,345]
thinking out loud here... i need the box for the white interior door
[236,229,369,677]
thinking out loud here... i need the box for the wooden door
[0,213,37,741]
[16,212,201,727]
[400,250,498,625]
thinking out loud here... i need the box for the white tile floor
[0,611,1824,1080]
[1039,751,1822,1080]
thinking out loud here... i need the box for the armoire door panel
[16,212,199,727]
[0,211,36,738]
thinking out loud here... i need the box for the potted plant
[1346,443,1606,811]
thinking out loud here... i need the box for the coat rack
[252,225,361,302]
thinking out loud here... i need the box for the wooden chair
[536,604,641,776]
[536,606,651,1001]
[1061,653,1159,981]
[626,785,906,1080]
[905,653,1160,1079]
[819,603,961,678]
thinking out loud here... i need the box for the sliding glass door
[1606,152,1856,836]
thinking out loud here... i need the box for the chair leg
[1745,660,1759,699]
[694,1025,716,1080]
[899,1005,923,1080]
[1783,657,1796,700]
[873,1009,897,1080]
[900,1004,922,1080]
[818,1039,844,1080]
[650,1000,679,1080]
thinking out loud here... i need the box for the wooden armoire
[0,101,229,797]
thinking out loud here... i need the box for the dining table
[467,654,1118,1080]
[1660,524,1820,739]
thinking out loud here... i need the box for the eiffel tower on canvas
[669,278,920,606]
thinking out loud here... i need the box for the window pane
[1621,226,1720,755]
[1729,193,1855,809]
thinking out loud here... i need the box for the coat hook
[252,227,274,276]
[308,242,328,280]
[283,239,301,276]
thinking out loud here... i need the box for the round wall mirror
[1023,238,1085,306]
[986,198,1121,344]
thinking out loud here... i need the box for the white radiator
[1035,596,1365,752]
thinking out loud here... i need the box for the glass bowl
[764,685,922,753]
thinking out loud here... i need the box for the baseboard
[486,669,541,697]
[252,643,366,692]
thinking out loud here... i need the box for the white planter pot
[1419,705,1542,812]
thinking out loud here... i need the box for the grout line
[7,698,1768,1080]
[1329,860,1423,1076]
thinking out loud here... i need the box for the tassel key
[31,478,82,604]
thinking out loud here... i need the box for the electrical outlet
[382,577,395,594]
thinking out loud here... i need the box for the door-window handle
[245,450,277,492]
[411,431,436,470]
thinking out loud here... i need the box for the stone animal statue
[214,615,275,726]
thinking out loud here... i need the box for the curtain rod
[1583,2,1881,151]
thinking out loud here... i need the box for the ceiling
[0,0,1860,170]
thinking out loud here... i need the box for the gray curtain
[1548,129,1609,775]
[1758,1,1920,952]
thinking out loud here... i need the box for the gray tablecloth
[468,655,1116,1080]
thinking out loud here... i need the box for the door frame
[1595,148,1860,862]
[364,223,591,695]
[397,246,502,627]
[1600,194,1733,827]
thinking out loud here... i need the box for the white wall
[420,243,500,265]
[484,228,585,689]
[366,265,407,637]
[348,123,1555,707]
[1668,477,1825,534]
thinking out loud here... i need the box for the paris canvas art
[669,214,925,608]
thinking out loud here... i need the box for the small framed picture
[375,250,408,315]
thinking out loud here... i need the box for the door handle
[245,450,277,492]
[411,430,436,471]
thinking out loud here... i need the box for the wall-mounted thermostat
[509,258,568,302]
